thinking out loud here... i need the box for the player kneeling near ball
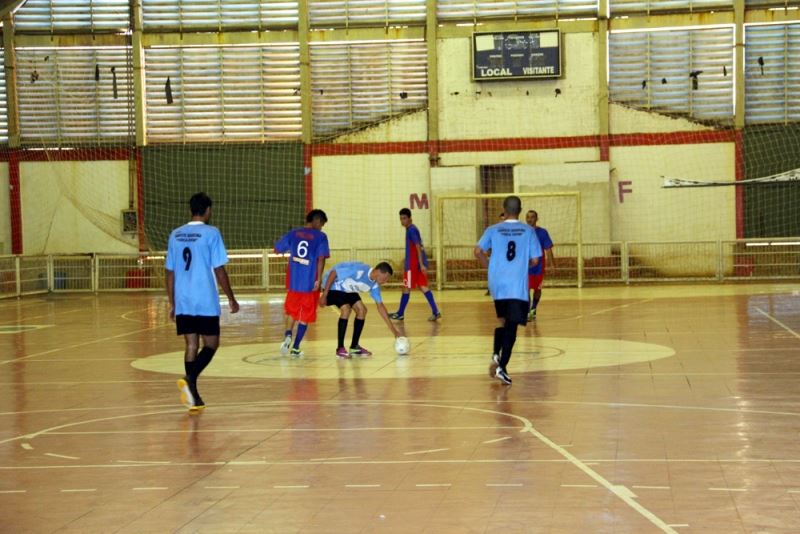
[319,261,403,358]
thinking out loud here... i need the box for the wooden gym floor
[1,283,800,533]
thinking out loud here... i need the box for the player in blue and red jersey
[389,208,441,322]
[274,209,330,356]
[525,210,555,320]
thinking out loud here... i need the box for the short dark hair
[399,208,412,218]
[375,261,394,276]
[503,195,522,217]
[527,209,537,217]
[189,192,212,216]
[306,209,328,224]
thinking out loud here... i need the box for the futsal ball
[394,336,410,355]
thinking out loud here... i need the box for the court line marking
[561,484,597,488]
[708,487,747,492]
[482,436,511,444]
[0,323,171,366]
[0,308,84,326]
[61,488,96,493]
[205,486,240,490]
[21,443,33,450]
[416,484,450,487]
[44,453,79,460]
[309,456,362,461]
[633,485,670,490]
[345,484,381,488]
[755,307,800,340]
[40,426,516,436]
[132,487,168,491]
[274,485,308,489]
[486,483,522,487]
[404,448,450,456]
[0,490,26,494]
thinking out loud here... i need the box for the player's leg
[490,309,505,377]
[390,271,412,320]
[418,280,440,321]
[336,300,352,358]
[495,300,527,385]
[291,292,318,356]
[189,333,220,409]
[349,299,371,356]
[528,275,543,320]
[281,293,298,354]
[177,325,200,409]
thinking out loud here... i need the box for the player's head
[399,207,412,228]
[189,192,213,220]
[502,196,522,218]
[372,261,394,284]
[306,209,328,230]
[526,209,538,226]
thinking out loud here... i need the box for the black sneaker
[489,354,500,377]
[495,367,512,385]
[427,312,442,322]
[188,380,205,412]
[389,312,404,320]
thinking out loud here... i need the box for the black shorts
[326,290,362,308]
[494,299,529,326]
[176,315,220,336]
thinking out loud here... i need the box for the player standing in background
[474,196,541,385]
[320,261,402,358]
[275,209,330,356]
[525,209,555,320]
[166,192,239,411]
[389,208,441,322]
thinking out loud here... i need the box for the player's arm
[545,246,555,266]
[417,244,427,273]
[214,266,240,314]
[375,301,402,338]
[473,246,489,269]
[319,269,336,307]
[314,256,327,291]
[165,269,175,321]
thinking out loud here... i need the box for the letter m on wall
[410,193,429,210]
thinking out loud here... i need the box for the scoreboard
[472,30,561,81]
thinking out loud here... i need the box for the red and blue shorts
[285,290,320,323]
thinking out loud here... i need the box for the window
[14,0,131,33]
[145,45,302,142]
[16,46,133,145]
[745,23,800,124]
[609,27,734,122]
[310,39,427,137]
[141,0,298,31]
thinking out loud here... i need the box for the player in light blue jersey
[474,195,542,385]
[166,192,239,411]
[320,261,402,358]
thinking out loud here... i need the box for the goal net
[435,192,582,289]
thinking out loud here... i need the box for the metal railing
[0,238,798,299]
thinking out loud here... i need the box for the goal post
[434,191,583,291]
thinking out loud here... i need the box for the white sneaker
[489,354,500,377]
[280,335,292,355]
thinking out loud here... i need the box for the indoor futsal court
[1,0,800,532]
[2,283,800,533]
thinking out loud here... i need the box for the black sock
[493,327,503,356]
[193,346,217,378]
[184,360,195,379]
[337,318,348,348]
[351,318,365,348]
[500,323,518,369]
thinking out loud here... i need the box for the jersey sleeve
[408,226,422,245]
[528,228,543,259]
[540,229,554,250]
[319,233,330,258]
[369,285,383,304]
[210,229,229,268]
[165,233,176,271]
[274,231,292,253]
[477,227,493,252]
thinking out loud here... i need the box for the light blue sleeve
[211,229,228,268]
[369,285,383,304]
[165,233,176,271]
[477,226,493,252]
